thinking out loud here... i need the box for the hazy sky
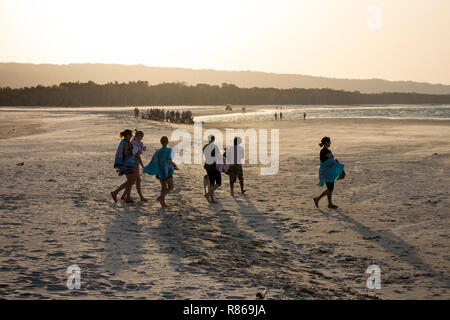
[1,0,449,84]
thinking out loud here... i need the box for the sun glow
[0,0,449,83]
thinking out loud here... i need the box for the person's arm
[135,153,144,168]
[169,160,179,170]
[123,141,131,156]
[168,148,178,169]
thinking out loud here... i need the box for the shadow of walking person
[332,208,450,289]
[104,204,144,276]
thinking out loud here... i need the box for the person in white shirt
[226,137,246,196]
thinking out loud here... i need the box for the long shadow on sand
[104,203,144,275]
[331,208,450,289]
[233,196,300,253]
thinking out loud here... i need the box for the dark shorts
[228,164,243,183]
[206,169,221,186]
[326,182,334,192]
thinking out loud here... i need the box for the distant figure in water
[131,129,147,202]
[274,112,278,120]
[304,112,306,120]
[313,136,344,209]
[111,129,138,203]
[226,137,246,196]
[143,136,178,207]
[280,112,283,120]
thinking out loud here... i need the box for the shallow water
[194,105,450,122]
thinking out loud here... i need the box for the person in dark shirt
[203,135,221,203]
[314,136,339,209]
[226,137,246,197]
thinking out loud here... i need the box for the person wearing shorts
[226,137,246,196]
[203,135,221,203]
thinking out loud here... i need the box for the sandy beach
[0,107,449,299]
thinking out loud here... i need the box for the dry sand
[0,107,449,299]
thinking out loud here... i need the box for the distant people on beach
[275,112,278,120]
[131,129,147,202]
[137,107,194,123]
[143,136,178,207]
[226,137,246,196]
[111,129,139,203]
[313,137,345,209]
[203,135,221,203]
[280,112,283,120]
[304,112,306,120]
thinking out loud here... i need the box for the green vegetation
[1,81,449,106]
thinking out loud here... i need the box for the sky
[1,0,449,84]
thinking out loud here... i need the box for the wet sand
[0,107,449,299]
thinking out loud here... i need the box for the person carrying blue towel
[143,136,178,207]
[111,129,138,203]
[313,136,345,209]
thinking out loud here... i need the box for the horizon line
[1,61,449,87]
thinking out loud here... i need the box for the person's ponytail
[119,129,132,138]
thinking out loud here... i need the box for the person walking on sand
[143,136,178,207]
[313,137,345,209]
[280,112,283,120]
[275,112,278,120]
[304,112,306,120]
[130,129,148,202]
[226,137,246,197]
[203,135,221,203]
[111,129,138,203]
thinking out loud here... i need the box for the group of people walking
[134,107,194,124]
[111,129,344,208]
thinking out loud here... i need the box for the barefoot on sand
[313,197,319,208]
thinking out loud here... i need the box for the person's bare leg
[162,178,173,206]
[157,181,166,206]
[209,184,220,203]
[327,191,338,208]
[123,174,135,202]
[239,177,245,194]
[230,177,234,197]
[111,180,129,202]
[121,175,134,201]
[204,182,211,202]
[313,189,329,208]
[135,174,147,202]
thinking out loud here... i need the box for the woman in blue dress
[144,136,178,207]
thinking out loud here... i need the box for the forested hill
[1,63,450,95]
[1,81,450,107]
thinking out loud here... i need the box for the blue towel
[144,147,174,181]
[318,158,344,187]
[114,140,135,175]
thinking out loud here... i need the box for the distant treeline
[1,81,450,106]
